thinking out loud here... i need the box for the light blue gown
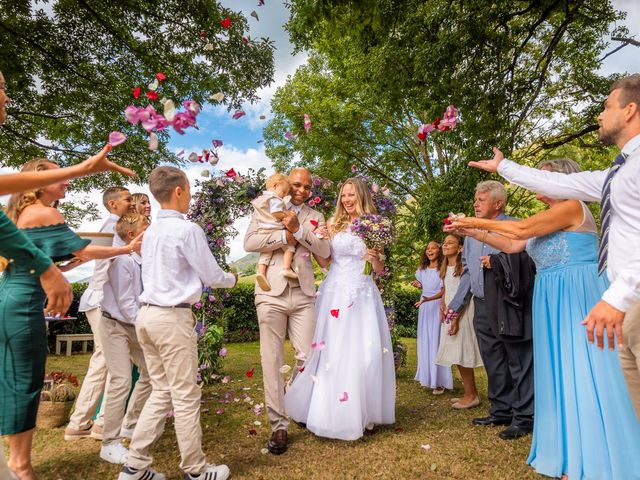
[526,227,640,479]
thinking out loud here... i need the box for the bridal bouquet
[351,214,395,275]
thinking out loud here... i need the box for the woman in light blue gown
[449,158,640,479]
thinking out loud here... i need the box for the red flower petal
[225,168,237,178]
[242,36,249,45]
[330,309,339,318]
[199,31,208,38]
[443,217,452,225]
[146,90,159,100]
[133,86,141,99]
[246,367,254,378]
[156,72,166,81]
[220,17,232,28]
[248,428,257,435]
[310,219,319,227]
[417,132,427,141]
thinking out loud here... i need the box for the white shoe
[184,464,230,480]
[120,426,135,440]
[119,466,166,480]
[100,441,129,464]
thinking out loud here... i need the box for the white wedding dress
[284,228,396,441]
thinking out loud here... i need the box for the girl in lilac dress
[412,241,452,393]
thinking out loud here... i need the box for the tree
[266,0,633,278]
[0,0,275,188]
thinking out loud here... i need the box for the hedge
[65,281,419,347]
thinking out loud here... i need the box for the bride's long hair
[330,177,377,234]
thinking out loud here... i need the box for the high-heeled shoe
[452,396,480,409]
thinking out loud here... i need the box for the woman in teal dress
[0,158,141,480]
[449,158,640,479]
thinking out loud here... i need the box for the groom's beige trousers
[256,285,316,431]
[620,303,640,418]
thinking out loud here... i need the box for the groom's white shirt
[497,133,640,311]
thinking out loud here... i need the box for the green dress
[0,223,89,435]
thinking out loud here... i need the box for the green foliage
[385,285,419,338]
[0,0,275,186]
[217,283,260,342]
[197,323,225,385]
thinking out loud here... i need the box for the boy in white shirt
[119,167,237,480]
[66,186,133,441]
[99,213,152,465]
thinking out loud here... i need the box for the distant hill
[230,252,259,275]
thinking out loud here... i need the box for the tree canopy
[265,0,634,276]
[0,0,275,187]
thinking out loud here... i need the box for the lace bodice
[329,229,367,273]
[526,231,599,271]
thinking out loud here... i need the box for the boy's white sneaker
[100,441,129,464]
[183,464,230,480]
[118,465,166,480]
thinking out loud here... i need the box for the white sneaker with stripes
[118,465,166,480]
[183,464,230,480]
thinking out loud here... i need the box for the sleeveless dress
[0,223,89,434]
[525,204,640,479]
[284,228,396,440]
[414,267,452,388]
[436,266,483,368]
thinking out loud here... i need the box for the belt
[142,303,191,309]
[102,310,119,321]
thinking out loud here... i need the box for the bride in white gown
[284,177,396,441]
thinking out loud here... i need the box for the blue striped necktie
[597,152,628,275]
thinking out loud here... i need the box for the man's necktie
[597,152,628,275]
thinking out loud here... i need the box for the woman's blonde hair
[6,158,58,222]
[330,177,377,234]
[131,193,151,218]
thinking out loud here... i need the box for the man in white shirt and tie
[468,74,640,415]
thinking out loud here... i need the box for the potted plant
[36,371,79,428]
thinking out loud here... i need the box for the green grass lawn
[23,339,538,479]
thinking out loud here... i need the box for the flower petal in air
[220,17,232,28]
[242,36,249,45]
[148,79,159,91]
[133,86,141,99]
[146,90,159,101]
[219,347,228,357]
[339,392,349,402]
[163,99,176,122]
[351,164,357,173]
[251,10,259,21]
[284,131,293,140]
[188,152,199,162]
[148,132,158,151]
[201,170,210,178]
[177,149,184,157]
[211,92,224,102]
[295,351,307,361]
[232,109,246,120]
[204,43,214,51]
[246,367,255,378]
[108,131,127,146]
[209,152,219,166]
[303,113,311,132]
[259,115,266,120]
[212,139,223,148]
[330,309,339,318]
[156,72,166,82]
[279,365,291,374]
[311,340,326,350]
[225,168,237,177]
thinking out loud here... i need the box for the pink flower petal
[108,131,127,146]
[148,132,158,151]
[303,113,311,132]
[339,392,349,402]
[212,139,223,148]
[219,347,228,357]
[295,351,307,361]
[311,340,326,350]
[232,109,246,120]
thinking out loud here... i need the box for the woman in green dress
[0,158,141,480]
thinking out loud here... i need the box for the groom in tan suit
[244,168,330,454]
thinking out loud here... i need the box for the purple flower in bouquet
[350,214,395,275]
